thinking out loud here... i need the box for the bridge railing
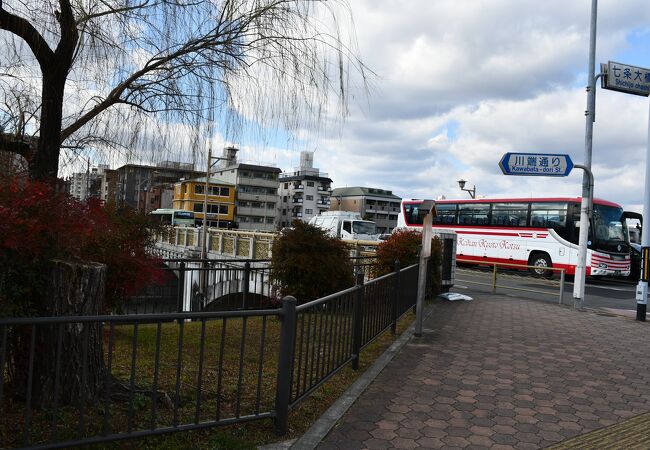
[118,259,273,315]
[154,227,385,260]
[155,227,276,259]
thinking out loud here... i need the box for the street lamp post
[457,179,476,199]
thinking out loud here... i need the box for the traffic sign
[601,61,650,97]
[499,153,574,177]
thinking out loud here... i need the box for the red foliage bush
[0,177,163,315]
[373,229,443,292]
[372,229,422,277]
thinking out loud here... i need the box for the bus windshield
[593,204,628,253]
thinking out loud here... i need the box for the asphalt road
[454,267,639,311]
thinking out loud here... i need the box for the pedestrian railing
[0,262,427,449]
[456,259,566,303]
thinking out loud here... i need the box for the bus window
[458,203,490,225]
[404,203,424,225]
[531,203,567,229]
[490,203,528,227]
[434,204,457,225]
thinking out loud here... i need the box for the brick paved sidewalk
[316,294,650,449]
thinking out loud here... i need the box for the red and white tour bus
[398,197,631,277]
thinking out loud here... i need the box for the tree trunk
[8,260,107,407]
[32,71,66,181]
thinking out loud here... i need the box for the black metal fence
[0,261,427,449]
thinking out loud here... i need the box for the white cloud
[294,0,650,214]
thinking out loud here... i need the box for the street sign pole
[636,99,650,321]
[573,0,598,309]
[415,200,435,338]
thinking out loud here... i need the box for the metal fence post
[492,264,498,294]
[177,262,186,313]
[351,272,364,370]
[242,262,251,309]
[559,269,565,304]
[391,260,401,335]
[274,296,297,436]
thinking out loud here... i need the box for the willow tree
[0,0,367,181]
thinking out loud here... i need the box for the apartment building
[330,187,402,234]
[115,162,201,212]
[278,151,332,227]
[172,177,236,228]
[213,147,281,232]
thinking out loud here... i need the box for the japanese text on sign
[603,61,650,97]
[499,153,574,177]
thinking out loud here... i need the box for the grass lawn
[1,309,415,450]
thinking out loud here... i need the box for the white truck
[308,211,379,241]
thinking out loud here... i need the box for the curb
[287,305,435,450]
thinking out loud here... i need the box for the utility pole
[573,0,598,309]
[636,98,650,321]
[200,148,228,260]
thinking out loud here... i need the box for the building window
[284,183,289,189]
[282,209,287,215]
[306,195,313,201]
[305,209,313,214]
[307,181,314,187]
[283,196,288,202]
[195,185,204,194]
[193,203,203,212]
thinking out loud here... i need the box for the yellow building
[173,177,236,228]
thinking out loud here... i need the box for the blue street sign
[499,152,574,177]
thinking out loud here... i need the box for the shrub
[372,229,422,277]
[0,177,163,315]
[270,221,354,303]
[373,229,443,295]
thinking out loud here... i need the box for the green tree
[271,221,354,303]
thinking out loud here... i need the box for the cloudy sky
[47,0,649,213]
[269,0,650,213]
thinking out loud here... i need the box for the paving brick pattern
[316,295,650,449]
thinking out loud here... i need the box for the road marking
[565,282,636,293]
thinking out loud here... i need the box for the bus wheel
[529,253,553,278]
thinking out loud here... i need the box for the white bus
[398,197,631,277]
[149,209,196,227]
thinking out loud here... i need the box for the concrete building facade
[172,177,236,228]
[278,152,332,227]
[214,147,281,232]
[115,162,201,212]
[330,187,402,234]
[69,165,109,201]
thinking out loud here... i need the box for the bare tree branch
[0,0,370,180]
[0,5,53,67]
